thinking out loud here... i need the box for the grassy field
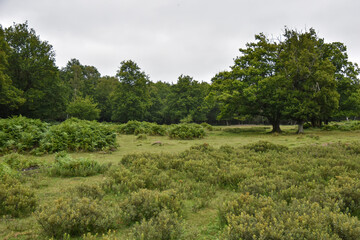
[1,125,360,239]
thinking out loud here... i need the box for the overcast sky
[1,0,359,83]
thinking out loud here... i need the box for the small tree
[66,96,100,121]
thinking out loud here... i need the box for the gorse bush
[244,140,288,152]
[48,152,107,177]
[0,175,37,217]
[71,183,105,200]
[0,116,48,154]
[38,118,117,153]
[118,120,167,136]
[36,197,118,239]
[129,210,182,240]
[168,123,205,139]
[219,193,360,240]
[120,189,183,225]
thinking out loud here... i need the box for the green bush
[244,140,288,152]
[219,193,360,240]
[0,116,48,153]
[0,175,37,217]
[118,121,167,136]
[48,152,107,177]
[129,210,182,240]
[71,183,105,200]
[120,189,183,225]
[200,122,213,131]
[66,96,101,121]
[0,161,19,179]
[224,126,270,133]
[38,118,117,153]
[1,153,41,170]
[322,121,360,131]
[36,197,118,239]
[168,123,205,139]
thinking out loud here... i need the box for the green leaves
[66,96,101,121]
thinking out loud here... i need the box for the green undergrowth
[2,135,360,239]
[0,117,118,155]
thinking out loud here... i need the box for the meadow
[1,119,360,239]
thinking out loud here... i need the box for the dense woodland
[1,22,360,133]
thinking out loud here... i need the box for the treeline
[1,22,360,131]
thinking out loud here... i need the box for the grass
[1,124,360,239]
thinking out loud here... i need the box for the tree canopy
[1,22,359,132]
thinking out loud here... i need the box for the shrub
[66,96,100,121]
[0,161,19,179]
[118,121,167,136]
[104,167,146,193]
[38,118,117,153]
[36,197,118,239]
[0,116,48,153]
[243,140,288,152]
[168,123,205,139]
[219,193,360,240]
[200,122,213,131]
[224,127,270,133]
[120,189,183,225]
[71,183,105,200]
[48,152,107,177]
[1,153,41,170]
[0,175,37,217]
[128,210,182,240]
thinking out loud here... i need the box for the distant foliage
[38,118,117,153]
[48,152,107,177]
[224,126,270,134]
[36,197,118,238]
[0,175,37,217]
[322,120,360,131]
[168,123,205,139]
[118,120,167,136]
[0,116,48,154]
[66,96,101,121]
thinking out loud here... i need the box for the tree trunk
[271,120,282,133]
[297,121,304,134]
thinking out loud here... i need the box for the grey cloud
[1,0,359,82]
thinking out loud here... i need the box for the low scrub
[36,197,118,239]
[1,153,41,170]
[128,210,182,240]
[244,140,288,152]
[219,193,360,239]
[168,123,205,139]
[0,175,37,217]
[71,183,105,200]
[48,152,107,177]
[120,189,183,225]
[38,118,117,153]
